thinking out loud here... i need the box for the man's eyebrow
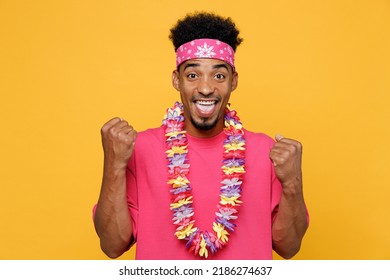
[183,63,200,71]
[182,62,230,71]
[213,63,229,70]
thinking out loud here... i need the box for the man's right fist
[101,117,137,169]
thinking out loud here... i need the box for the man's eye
[187,73,197,79]
[215,73,225,79]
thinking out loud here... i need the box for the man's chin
[191,117,219,131]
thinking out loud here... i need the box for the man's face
[172,58,238,137]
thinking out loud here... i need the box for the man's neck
[184,121,224,138]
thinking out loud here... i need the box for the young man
[93,12,308,260]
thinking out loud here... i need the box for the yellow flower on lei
[170,196,193,209]
[175,223,197,239]
[220,195,242,206]
[213,222,229,243]
[166,146,188,157]
[168,176,190,188]
[223,142,245,152]
[165,130,187,139]
[199,235,208,258]
[225,120,242,130]
[222,165,245,175]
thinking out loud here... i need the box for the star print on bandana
[176,39,235,70]
[194,43,216,57]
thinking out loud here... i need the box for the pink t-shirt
[125,126,282,260]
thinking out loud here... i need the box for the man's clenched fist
[101,118,137,170]
[269,134,303,189]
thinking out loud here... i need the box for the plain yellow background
[1,0,389,260]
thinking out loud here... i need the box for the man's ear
[172,70,180,91]
[231,71,238,92]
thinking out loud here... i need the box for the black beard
[190,116,219,131]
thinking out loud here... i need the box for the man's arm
[93,118,137,259]
[269,135,308,259]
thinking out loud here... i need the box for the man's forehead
[180,59,231,70]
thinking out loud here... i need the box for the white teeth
[195,100,216,114]
[196,100,216,105]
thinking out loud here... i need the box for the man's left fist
[269,135,303,188]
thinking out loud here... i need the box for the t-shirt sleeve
[270,162,283,222]
[126,151,139,245]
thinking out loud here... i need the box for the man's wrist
[281,177,303,196]
[103,156,129,172]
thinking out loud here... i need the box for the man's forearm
[94,166,133,259]
[272,184,308,259]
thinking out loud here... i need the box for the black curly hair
[169,12,243,52]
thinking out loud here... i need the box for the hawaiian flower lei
[163,101,246,258]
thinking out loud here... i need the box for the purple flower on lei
[185,229,199,248]
[221,178,243,188]
[168,154,189,167]
[220,185,242,197]
[170,185,191,195]
[223,158,245,167]
[224,134,245,144]
[224,114,238,124]
[215,217,236,232]
[164,104,184,123]
[216,207,238,220]
[203,231,217,254]
[172,205,194,224]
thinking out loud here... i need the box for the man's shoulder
[244,129,275,147]
[132,126,165,155]
[137,126,164,139]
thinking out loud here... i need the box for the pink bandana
[176,38,235,70]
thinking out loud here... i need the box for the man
[93,12,308,260]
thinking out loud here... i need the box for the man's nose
[197,77,214,95]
